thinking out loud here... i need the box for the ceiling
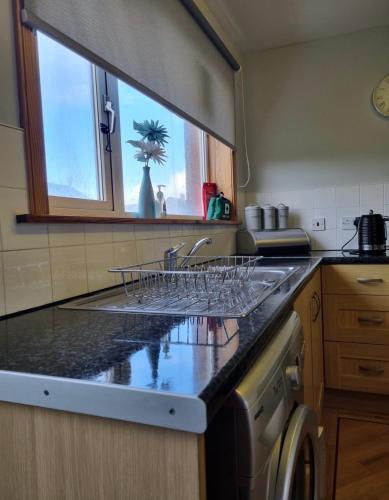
[205,0,389,52]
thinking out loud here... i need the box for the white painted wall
[242,25,389,249]
[243,26,389,193]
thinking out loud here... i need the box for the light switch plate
[312,217,325,231]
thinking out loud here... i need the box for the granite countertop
[311,249,389,264]
[0,256,320,432]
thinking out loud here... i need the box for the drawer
[323,265,389,295]
[323,295,389,344]
[325,341,389,395]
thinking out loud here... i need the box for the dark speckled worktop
[0,257,321,427]
[311,249,389,264]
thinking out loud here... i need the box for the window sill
[16,214,240,225]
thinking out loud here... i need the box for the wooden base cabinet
[0,402,206,500]
[293,268,324,422]
[323,264,389,396]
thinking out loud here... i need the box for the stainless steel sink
[61,257,299,318]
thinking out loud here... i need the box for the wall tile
[182,225,198,236]
[86,243,115,292]
[135,224,170,240]
[337,229,358,250]
[135,239,158,263]
[384,184,389,205]
[113,241,137,268]
[310,229,337,250]
[85,224,113,244]
[360,183,383,208]
[290,209,312,229]
[3,248,52,314]
[0,188,48,251]
[168,224,183,238]
[313,187,336,209]
[0,253,5,316]
[210,225,225,235]
[113,241,138,285]
[226,232,237,255]
[0,126,27,189]
[212,233,236,255]
[50,246,88,301]
[48,224,85,247]
[244,192,256,204]
[112,224,135,242]
[335,185,359,207]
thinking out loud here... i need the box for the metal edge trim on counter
[0,371,207,433]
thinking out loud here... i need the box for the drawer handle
[357,278,384,284]
[357,317,384,325]
[358,365,384,375]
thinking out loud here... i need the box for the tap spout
[179,237,212,268]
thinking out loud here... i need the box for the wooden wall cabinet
[294,268,324,422]
[323,264,389,396]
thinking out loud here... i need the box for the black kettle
[354,210,389,254]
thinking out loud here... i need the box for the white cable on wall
[238,67,251,189]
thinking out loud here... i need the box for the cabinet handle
[358,365,384,375]
[311,294,318,320]
[357,278,384,284]
[311,291,321,322]
[357,317,384,325]
[314,291,321,314]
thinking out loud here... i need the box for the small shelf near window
[16,214,240,225]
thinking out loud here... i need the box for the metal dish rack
[108,255,273,318]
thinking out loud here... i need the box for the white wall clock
[372,74,389,117]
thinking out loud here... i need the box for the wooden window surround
[13,1,238,225]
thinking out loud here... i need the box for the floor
[324,389,389,500]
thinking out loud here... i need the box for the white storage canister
[245,205,263,231]
[277,204,289,229]
[263,204,277,230]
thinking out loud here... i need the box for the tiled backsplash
[246,183,389,251]
[0,124,236,316]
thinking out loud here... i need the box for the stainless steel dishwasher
[206,311,325,499]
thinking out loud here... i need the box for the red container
[202,182,217,220]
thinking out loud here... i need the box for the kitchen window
[35,31,208,218]
[14,21,236,223]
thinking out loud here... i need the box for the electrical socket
[312,218,325,231]
[342,216,356,230]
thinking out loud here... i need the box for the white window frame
[49,67,114,215]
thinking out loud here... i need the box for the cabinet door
[293,269,324,422]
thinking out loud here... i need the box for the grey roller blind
[22,0,236,147]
